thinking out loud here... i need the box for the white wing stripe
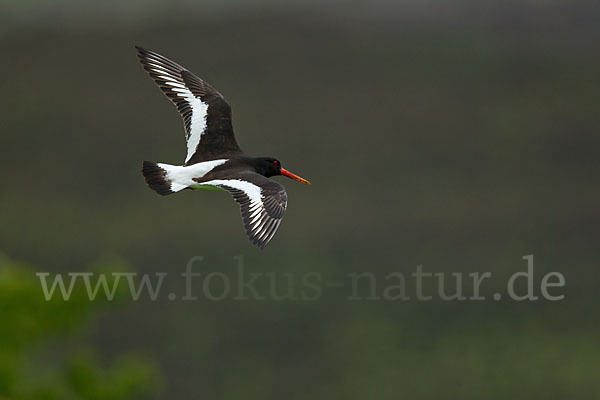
[197,176,287,248]
[203,179,263,203]
[201,179,270,230]
[144,62,209,163]
[186,98,209,162]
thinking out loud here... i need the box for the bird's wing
[204,173,287,248]
[136,46,242,164]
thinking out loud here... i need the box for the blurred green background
[1,0,599,399]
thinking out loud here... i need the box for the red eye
[273,160,279,166]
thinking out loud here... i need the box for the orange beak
[280,168,311,184]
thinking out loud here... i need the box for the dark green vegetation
[0,256,161,399]
[1,2,599,399]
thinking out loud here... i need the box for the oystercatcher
[136,47,310,248]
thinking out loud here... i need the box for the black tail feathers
[142,161,173,195]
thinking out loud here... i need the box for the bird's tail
[142,161,187,195]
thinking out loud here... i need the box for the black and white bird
[136,47,310,248]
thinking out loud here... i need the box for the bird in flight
[136,46,310,248]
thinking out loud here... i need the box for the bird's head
[256,157,311,184]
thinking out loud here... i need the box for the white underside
[158,159,228,192]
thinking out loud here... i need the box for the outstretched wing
[204,173,287,249]
[136,46,242,164]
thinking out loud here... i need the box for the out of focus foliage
[0,255,161,400]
